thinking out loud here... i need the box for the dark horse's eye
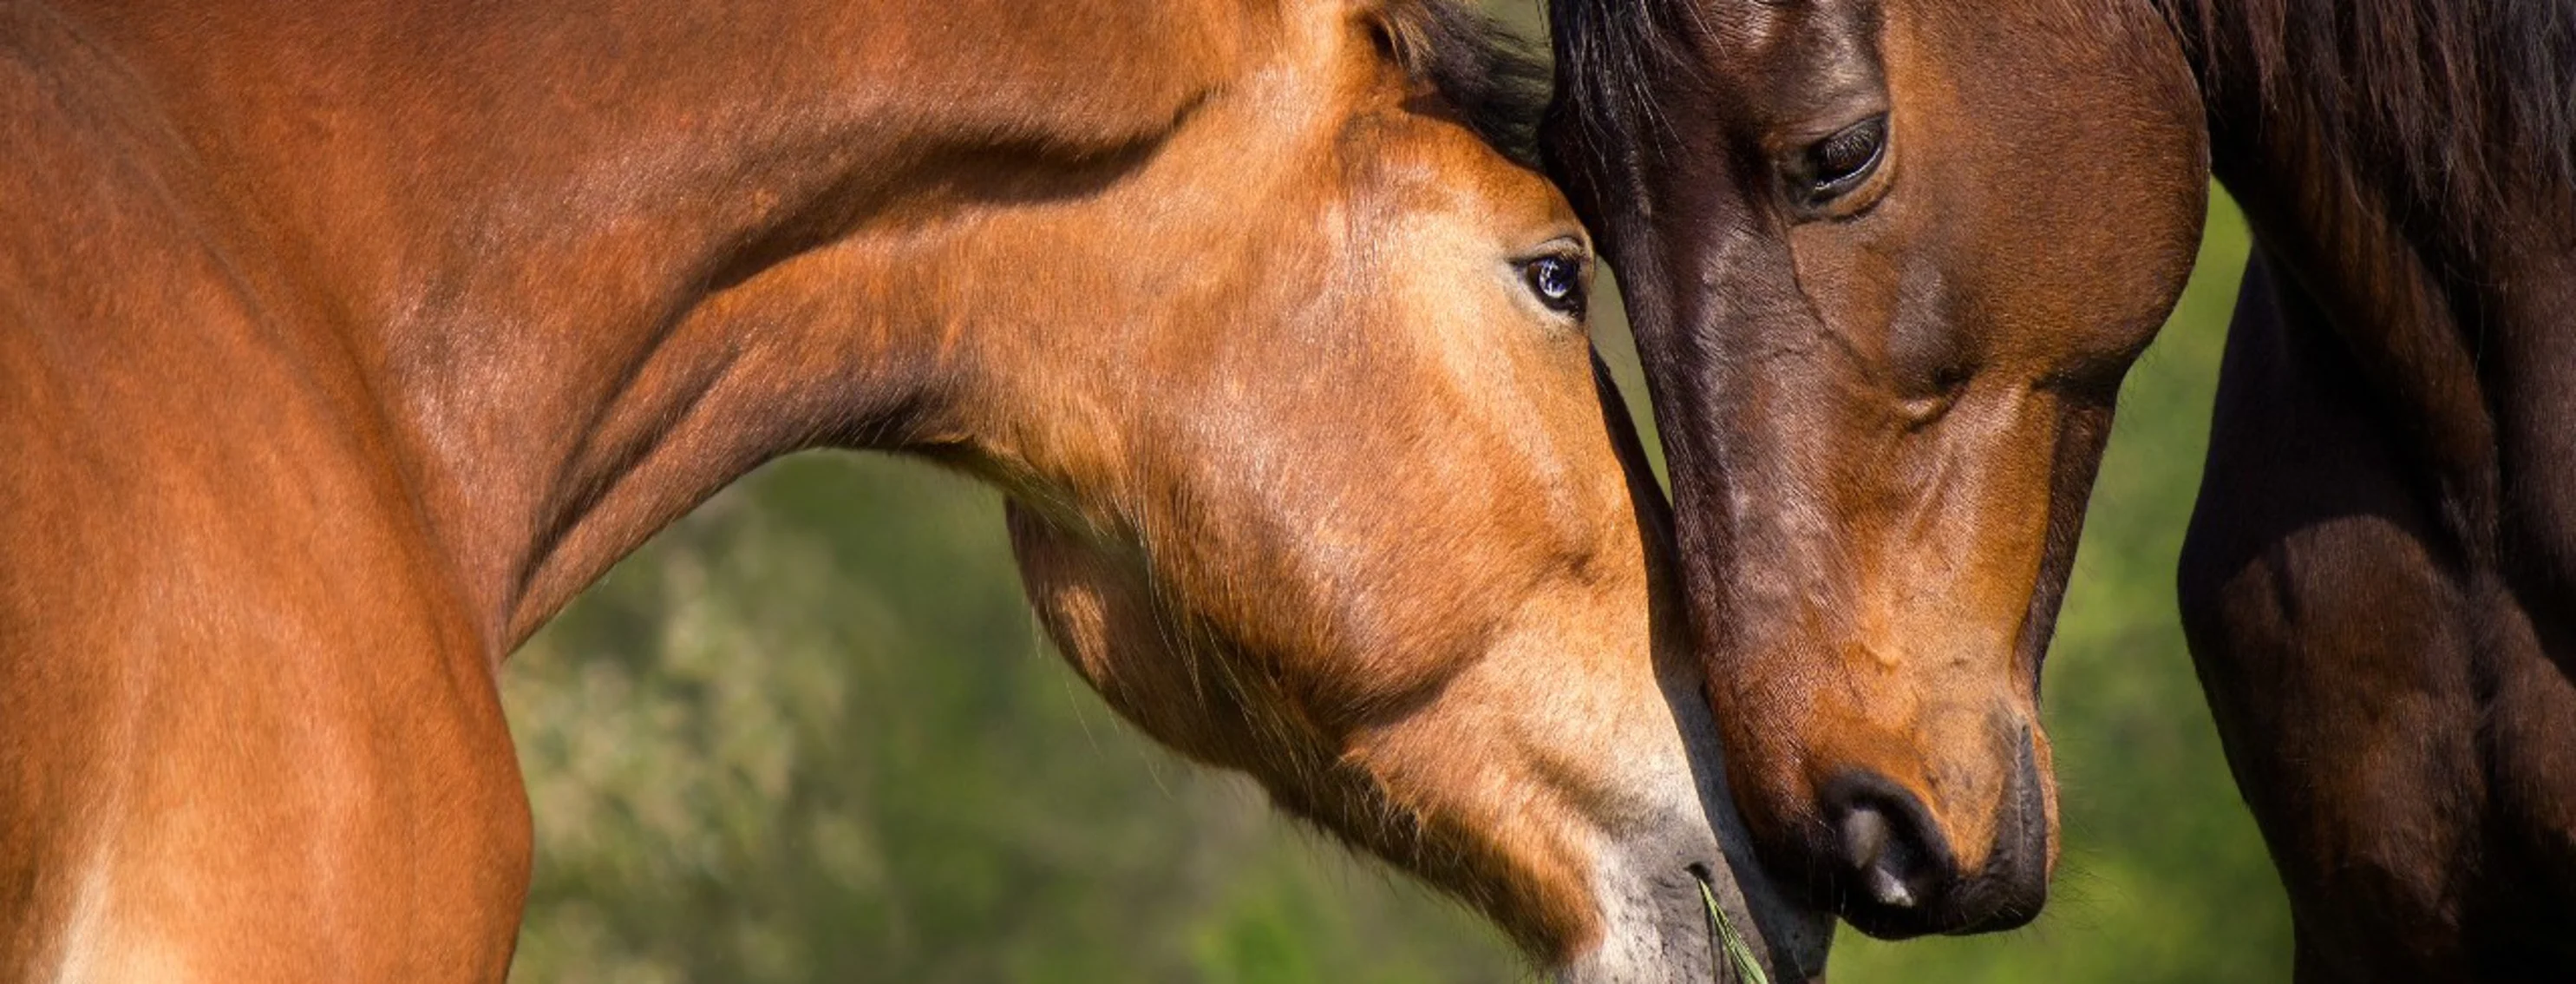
[1792,115,1890,207]
[1523,254,1587,317]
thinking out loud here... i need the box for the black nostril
[1819,771,1958,918]
[1835,801,1917,909]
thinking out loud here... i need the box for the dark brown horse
[1542,0,2576,973]
[0,0,1834,979]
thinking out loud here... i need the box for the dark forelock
[1374,0,1556,167]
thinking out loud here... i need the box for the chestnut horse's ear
[1364,1,1551,166]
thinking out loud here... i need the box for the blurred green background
[503,6,2291,979]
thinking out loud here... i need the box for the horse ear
[1363,1,1551,166]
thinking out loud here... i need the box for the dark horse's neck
[2166,0,2576,562]
[62,0,1256,652]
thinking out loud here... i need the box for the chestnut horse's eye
[1790,115,1889,207]
[1523,254,1587,318]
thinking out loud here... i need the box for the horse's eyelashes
[1816,119,1884,178]
[1806,115,1888,197]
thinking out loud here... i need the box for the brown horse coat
[1546,0,2576,974]
[0,0,1831,980]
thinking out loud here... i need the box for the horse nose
[1821,771,1957,928]
[1819,730,2050,939]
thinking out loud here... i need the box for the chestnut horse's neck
[58,0,1288,651]
[2165,0,2576,556]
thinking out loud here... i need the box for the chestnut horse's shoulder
[0,2,460,652]
[0,20,521,968]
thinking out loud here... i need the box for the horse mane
[1546,0,2576,231]
[1370,0,1554,167]
[1539,0,1693,181]
[2173,0,2576,227]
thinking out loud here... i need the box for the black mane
[2175,0,2576,226]
[1546,0,2576,229]
[1376,0,1555,167]
[1542,0,1693,180]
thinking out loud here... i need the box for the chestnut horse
[0,0,1834,979]
[1542,0,2576,972]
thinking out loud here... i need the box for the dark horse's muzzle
[1818,726,2050,939]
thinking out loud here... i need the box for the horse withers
[0,0,1827,980]
[1546,0,2576,972]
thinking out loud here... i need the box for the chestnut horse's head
[1542,0,2210,937]
[909,3,1827,977]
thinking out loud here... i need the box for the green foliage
[505,121,2288,981]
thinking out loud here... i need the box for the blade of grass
[1696,871,1771,984]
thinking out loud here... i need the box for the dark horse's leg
[2179,254,2576,982]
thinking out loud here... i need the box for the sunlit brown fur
[0,0,1829,979]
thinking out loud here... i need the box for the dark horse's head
[1543,0,2209,937]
